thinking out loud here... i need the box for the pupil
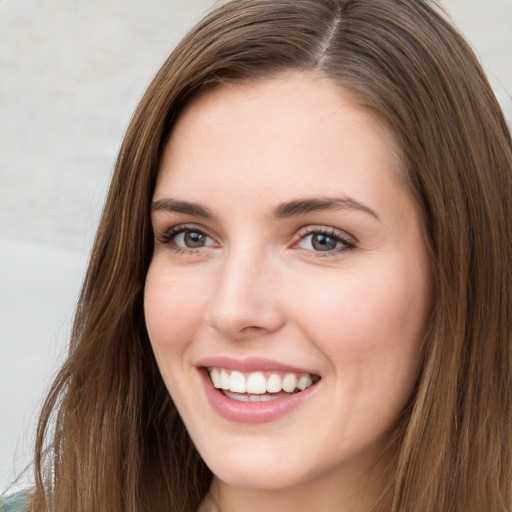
[312,234,337,251]
[184,231,205,248]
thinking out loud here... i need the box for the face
[145,73,430,498]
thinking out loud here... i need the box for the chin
[199,442,308,490]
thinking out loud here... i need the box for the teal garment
[0,492,28,512]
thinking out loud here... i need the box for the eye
[297,229,355,254]
[174,230,210,248]
[159,225,217,251]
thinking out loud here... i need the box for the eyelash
[157,224,214,255]
[156,224,356,257]
[295,227,356,256]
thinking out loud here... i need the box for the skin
[144,72,431,512]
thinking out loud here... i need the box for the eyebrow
[151,198,214,218]
[272,197,380,221]
[151,196,379,221]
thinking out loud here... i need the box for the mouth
[205,367,321,402]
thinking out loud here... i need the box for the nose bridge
[206,240,283,338]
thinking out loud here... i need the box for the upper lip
[196,356,320,376]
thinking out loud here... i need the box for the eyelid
[296,225,355,242]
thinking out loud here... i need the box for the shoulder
[0,492,29,512]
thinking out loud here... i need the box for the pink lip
[196,356,318,375]
[197,364,320,424]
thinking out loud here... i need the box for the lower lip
[199,369,319,424]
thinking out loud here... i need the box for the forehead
[155,72,405,212]
[169,72,396,155]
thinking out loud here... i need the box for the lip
[197,358,321,424]
[196,356,319,375]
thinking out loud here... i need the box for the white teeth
[229,371,246,393]
[282,373,298,393]
[224,390,250,401]
[298,374,313,391]
[246,372,267,394]
[208,367,318,396]
[210,368,221,388]
[220,369,230,390]
[266,373,281,393]
[224,390,285,402]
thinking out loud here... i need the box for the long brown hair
[31,1,511,510]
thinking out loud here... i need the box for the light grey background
[1,0,511,493]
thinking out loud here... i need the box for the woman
[4,0,511,510]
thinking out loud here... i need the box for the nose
[206,246,285,340]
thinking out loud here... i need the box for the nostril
[240,325,264,333]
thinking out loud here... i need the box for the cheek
[144,260,208,358]
[290,261,428,385]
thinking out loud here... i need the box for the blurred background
[1,0,511,492]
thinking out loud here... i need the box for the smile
[197,357,321,423]
[208,368,319,402]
